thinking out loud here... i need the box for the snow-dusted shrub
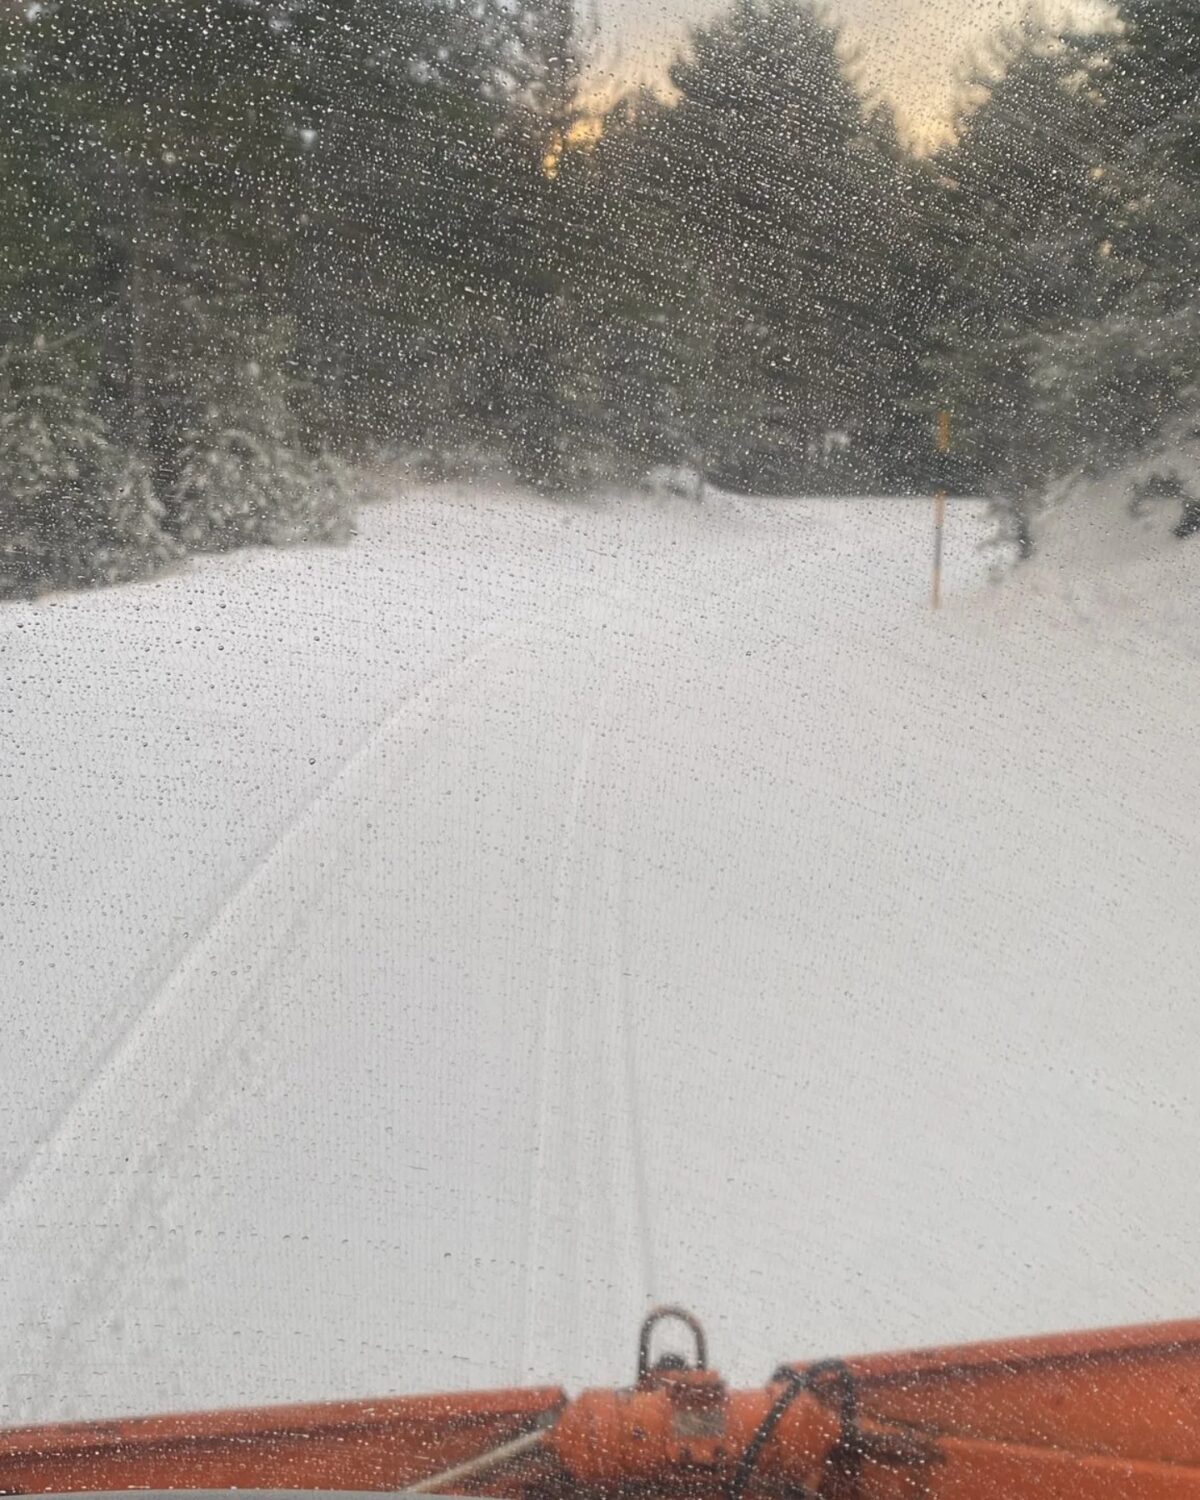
[0,354,178,599]
[1122,403,1200,538]
[645,463,706,500]
[163,314,354,552]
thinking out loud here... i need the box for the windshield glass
[1,0,1197,1431]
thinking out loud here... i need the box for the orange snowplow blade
[812,1317,1200,1463]
[804,1319,1200,1500]
[3,1317,1200,1498]
[0,1387,565,1495]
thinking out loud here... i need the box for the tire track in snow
[513,637,666,1383]
[0,619,564,1414]
[0,612,556,1228]
[508,556,791,1383]
[616,796,658,1305]
[17,878,337,1416]
[516,699,597,1383]
[5,497,1013,1416]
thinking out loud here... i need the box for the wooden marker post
[932,409,951,610]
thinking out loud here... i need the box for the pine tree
[1,0,350,587]
[636,0,900,493]
[839,102,944,492]
[295,0,545,462]
[564,90,724,485]
[923,17,1117,545]
[165,297,352,551]
[0,336,177,599]
[1024,0,1200,532]
[479,0,600,489]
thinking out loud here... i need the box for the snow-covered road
[2,486,1198,1423]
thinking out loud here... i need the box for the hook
[637,1305,708,1382]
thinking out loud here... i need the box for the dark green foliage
[2,0,1199,594]
[1025,0,1200,503]
[0,0,350,593]
[530,0,930,494]
[0,337,178,598]
[921,23,1117,490]
[164,301,353,551]
[633,0,909,492]
[928,0,1200,544]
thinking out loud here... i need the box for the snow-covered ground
[1,483,1198,1425]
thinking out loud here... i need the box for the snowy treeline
[0,0,1197,597]
[929,0,1200,552]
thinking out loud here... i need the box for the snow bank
[971,474,1200,657]
[1,485,1197,1425]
